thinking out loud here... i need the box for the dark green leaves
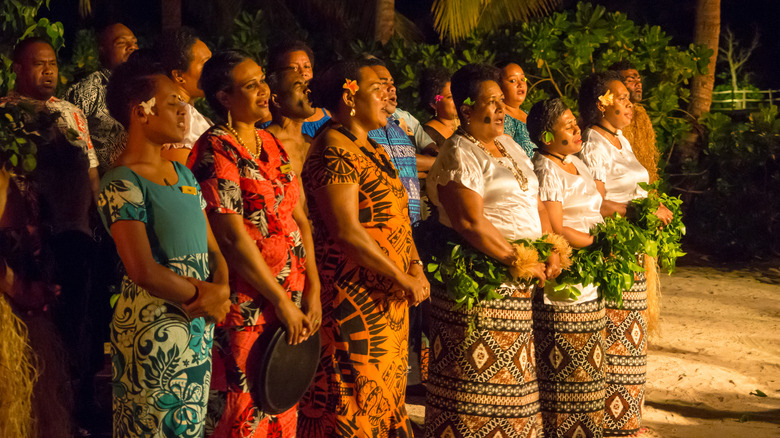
[631,181,687,273]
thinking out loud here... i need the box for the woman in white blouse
[576,71,671,436]
[528,98,608,438]
[423,64,563,438]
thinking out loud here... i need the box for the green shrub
[354,2,711,180]
[686,106,780,257]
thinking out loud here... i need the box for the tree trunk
[375,0,395,44]
[161,0,182,32]
[0,169,8,220]
[679,0,720,160]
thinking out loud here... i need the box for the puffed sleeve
[189,133,244,216]
[534,156,565,202]
[431,142,485,196]
[97,169,146,232]
[578,134,610,182]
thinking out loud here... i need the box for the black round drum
[247,326,321,415]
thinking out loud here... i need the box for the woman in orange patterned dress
[297,60,430,437]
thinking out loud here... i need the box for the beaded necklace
[457,127,528,191]
[223,124,263,160]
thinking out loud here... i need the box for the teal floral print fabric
[504,114,536,158]
[98,162,213,438]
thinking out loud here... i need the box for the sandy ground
[406,265,780,437]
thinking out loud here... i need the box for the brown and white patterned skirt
[602,268,648,436]
[533,295,607,438]
[424,283,543,438]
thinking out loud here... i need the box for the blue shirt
[369,116,421,224]
[504,114,535,158]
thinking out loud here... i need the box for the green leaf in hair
[542,131,554,143]
[463,97,475,106]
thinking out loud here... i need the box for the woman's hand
[275,299,311,345]
[511,262,547,287]
[545,251,562,280]
[395,271,430,307]
[302,283,322,335]
[654,203,673,226]
[183,277,231,323]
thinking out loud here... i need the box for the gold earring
[227,110,233,128]
[350,107,356,117]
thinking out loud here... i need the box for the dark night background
[40,0,779,88]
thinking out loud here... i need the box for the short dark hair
[450,63,500,120]
[200,50,250,120]
[419,68,450,114]
[360,54,387,69]
[527,98,570,148]
[310,59,370,113]
[158,26,201,75]
[267,40,314,73]
[578,71,625,128]
[106,55,165,128]
[12,37,54,64]
[607,60,637,72]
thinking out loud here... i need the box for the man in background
[608,60,660,182]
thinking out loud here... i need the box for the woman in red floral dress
[187,50,321,438]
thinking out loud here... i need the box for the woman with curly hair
[188,50,321,438]
[577,71,672,436]
[423,64,567,438]
[528,98,608,437]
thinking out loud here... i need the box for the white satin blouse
[533,153,604,305]
[578,129,649,203]
[427,133,542,241]
[534,153,602,305]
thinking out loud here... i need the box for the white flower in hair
[140,97,156,115]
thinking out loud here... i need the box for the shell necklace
[457,127,528,191]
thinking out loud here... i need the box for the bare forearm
[453,217,515,266]
[128,263,197,304]
[416,154,435,173]
[600,200,627,217]
[219,232,290,306]
[561,226,595,248]
[293,203,320,291]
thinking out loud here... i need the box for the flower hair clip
[597,89,614,107]
[434,94,444,103]
[541,131,554,143]
[463,97,475,106]
[343,79,359,95]
[139,97,156,115]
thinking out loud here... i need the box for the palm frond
[394,11,424,43]
[432,0,560,43]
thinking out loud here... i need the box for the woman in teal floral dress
[99,58,231,437]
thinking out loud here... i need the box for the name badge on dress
[180,186,197,195]
[280,163,293,174]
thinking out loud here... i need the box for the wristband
[184,284,199,305]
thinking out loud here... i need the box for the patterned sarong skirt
[424,283,543,438]
[533,296,607,438]
[602,267,647,436]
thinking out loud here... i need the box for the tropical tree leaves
[432,0,559,43]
